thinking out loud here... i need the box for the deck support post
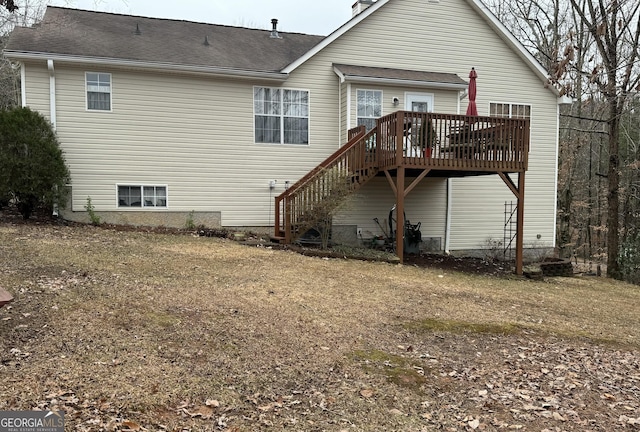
[515,172,525,275]
[498,171,525,275]
[396,166,406,263]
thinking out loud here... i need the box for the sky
[47,0,355,35]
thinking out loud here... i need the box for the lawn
[0,222,638,431]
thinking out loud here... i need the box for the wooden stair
[274,126,379,243]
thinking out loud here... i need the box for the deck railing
[376,111,530,172]
[274,125,378,243]
[274,111,530,243]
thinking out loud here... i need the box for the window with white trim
[254,87,309,144]
[86,72,111,111]
[357,89,382,131]
[118,185,167,208]
[490,102,531,119]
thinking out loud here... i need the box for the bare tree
[1,0,46,108]
[567,0,640,279]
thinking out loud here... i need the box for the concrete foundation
[59,209,222,229]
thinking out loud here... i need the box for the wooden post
[515,172,525,275]
[498,171,526,276]
[396,111,404,166]
[274,196,280,238]
[396,166,405,263]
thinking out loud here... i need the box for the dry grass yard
[0,221,639,431]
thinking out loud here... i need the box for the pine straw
[0,223,639,431]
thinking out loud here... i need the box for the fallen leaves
[359,389,375,398]
[1,223,639,431]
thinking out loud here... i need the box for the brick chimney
[352,0,375,17]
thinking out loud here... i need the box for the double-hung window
[490,102,531,119]
[357,89,382,131]
[86,72,111,111]
[254,87,309,144]
[118,185,167,208]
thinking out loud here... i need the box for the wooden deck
[274,111,530,274]
[349,111,529,176]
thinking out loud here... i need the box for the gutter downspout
[445,90,466,252]
[47,59,59,217]
[346,83,352,132]
[20,62,27,107]
[47,59,56,129]
[445,179,452,253]
[338,76,342,146]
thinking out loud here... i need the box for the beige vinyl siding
[20,0,560,249]
[23,62,50,119]
[335,177,447,240]
[281,0,559,250]
[339,80,348,141]
[345,86,458,128]
[51,65,342,225]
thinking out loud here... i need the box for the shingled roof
[333,64,468,88]
[5,7,325,73]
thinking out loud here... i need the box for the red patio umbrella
[466,67,478,116]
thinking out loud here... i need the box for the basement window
[118,185,167,208]
[86,72,112,111]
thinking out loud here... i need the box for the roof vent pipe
[204,35,210,46]
[135,23,141,35]
[270,18,281,39]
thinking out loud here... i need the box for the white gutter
[558,95,573,105]
[4,51,289,82]
[47,59,56,129]
[336,74,469,91]
[20,62,26,107]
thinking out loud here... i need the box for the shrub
[84,196,101,225]
[0,107,70,219]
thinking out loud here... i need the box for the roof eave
[3,50,289,82]
[334,72,468,90]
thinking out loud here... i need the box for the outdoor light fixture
[392,97,400,106]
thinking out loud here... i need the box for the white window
[490,102,531,119]
[357,89,382,131]
[254,87,309,144]
[86,72,111,111]
[118,185,167,208]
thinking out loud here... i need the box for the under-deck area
[275,111,530,274]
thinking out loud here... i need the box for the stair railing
[274,125,379,243]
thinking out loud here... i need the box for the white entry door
[405,93,434,113]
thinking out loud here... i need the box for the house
[4,0,567,273]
